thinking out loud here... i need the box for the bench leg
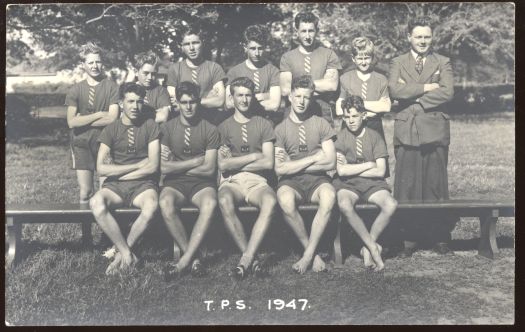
[333,215,343,265]
[81,221,93,247]
[6,217,22,268]
[478,215,499,259]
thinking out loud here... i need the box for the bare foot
[312,255,327,272]
[292,255,312,274]
[360,247,375,269]
[370,243,384,272]
[119,252,139,271]
[105,252,122,275]
[239,254,253,270]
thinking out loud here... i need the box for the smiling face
[352,53,373,73]
[343,107,366,133]
[408,25,433,55]
[244,40,265,65]
[120,92,144,121]
[137,63,157,88]
[289,87,313,114]
[181,34,203,61]
[232,86,253,113]
[297,22,317,48]
[82,53,103,79]
[178,93,199,120]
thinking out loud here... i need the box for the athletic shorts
[333,176,390,202]
[219,171,270,204]
[103,179,158,207]
[70,128,101,171]
[163,175,215,200]
[278,173,332,204]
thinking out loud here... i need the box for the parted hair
[133,51,158,70]
[351,37,375,57]
[119,82,146,100]
[243,24,269,46]
[341,95,366,113]
[176,81,201,101]
[291,75,315,92]
[294,11,319,30]
[407,15,434,34]
[79,41,103,62]
[229,77,255,95]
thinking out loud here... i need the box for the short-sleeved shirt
[218,115,275,177]
[335,126,388,177]
[160,116,220,181]
[226,61,280,94]
[275,114,336,162]
[142,84,171,118]
[98,118,160,180]
[166,60,226,98]
[65,78,119,136]
[339,70,389,101]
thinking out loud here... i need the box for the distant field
[5,113,515,325]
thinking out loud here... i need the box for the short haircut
[180,24,204,43]
[243,24,269,45]
[229,77,255,95]
[407,15,434,34]
[134,51,158,70]
[294,11,319,30]
[351,37,375,57]
[291,75,315,92]
[176,81,201,101]
[119,82,146,100]
[79,41,103,62]
[341,95,366,114]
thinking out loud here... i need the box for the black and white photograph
[5,2,515,325]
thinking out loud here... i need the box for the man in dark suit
[388,16,456,257]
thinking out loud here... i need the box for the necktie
[304,55,311,74]
[253,71,260,93]
[127,127,136,154]
[191,69,198,85]
[356,137,363,159]
[415,55,423,75]
[144,93,149,105]
[241,124,248,144]
[299,125,306,145]
[361,81,368,100]
[88,86,95,108]
[184,127,191,148]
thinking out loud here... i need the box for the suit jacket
[388,51,454,147]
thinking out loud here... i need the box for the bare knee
[141,197,158,220]
[337,194,356,215]
[218,191,235,215]
[318,188,336,212]
[159,193,176,215]
[277,192,296,217]
[380,197,398,216]
[200,196,217,215]
[89,194,108,219]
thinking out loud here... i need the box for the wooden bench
[5,199,514,268]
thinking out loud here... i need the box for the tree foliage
[6,3,514,83]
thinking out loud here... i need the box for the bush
[10,93,67,109]
[5,95,34,140]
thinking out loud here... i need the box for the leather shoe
[398,246,416,258]
[433,242,452,255]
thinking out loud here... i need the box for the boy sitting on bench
[334,95,397,271]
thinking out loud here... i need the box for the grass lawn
[5,113,515,325]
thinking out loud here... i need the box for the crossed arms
[274,139,336,176]
[336,152,386,178]
[218,141,274,173]
[160,145,218,178]
[67,104,119,129]
[280,68,339,97]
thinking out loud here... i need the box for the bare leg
[127,189,159,252]
[367,190,397,271]
[242,186,277,268]
[159,187,189,255]
[77,170,94,203]
[219,186,248,257]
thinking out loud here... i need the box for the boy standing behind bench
[334,96,397,271]
[90,83,160,275]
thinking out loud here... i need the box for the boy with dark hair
[66,41,119,203]
[218,77,277,280]
[89,82,160,275]
[274,75,336,274]
[280,12,342,125]
[166,25,226,125]
[226,24,281,123]
[334,95,397,271]
[160,81,220,280]
[133,51,171,123]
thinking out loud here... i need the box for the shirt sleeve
[156,87,171,108]
[65,84,79,107]
[338,73,349,100]
[260,118,276,143]
[279,52,292,72]
[274,124,285,148]
[147,120,161,143]
[166,62,178,87]
[371,131,389,160]
[319,117,337,142]
[334,130,346,153]
[217,122,228,146]
[225,67,237,86]
[269,65,280,87]
[206,125,220,150]
[97,124,113,147]
[108,81,119,105]
[211,63,227,85]
[378,74,389,99]
[159,122,170,146]
[327,49,343,70]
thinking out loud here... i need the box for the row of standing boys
[66,12,456,278]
